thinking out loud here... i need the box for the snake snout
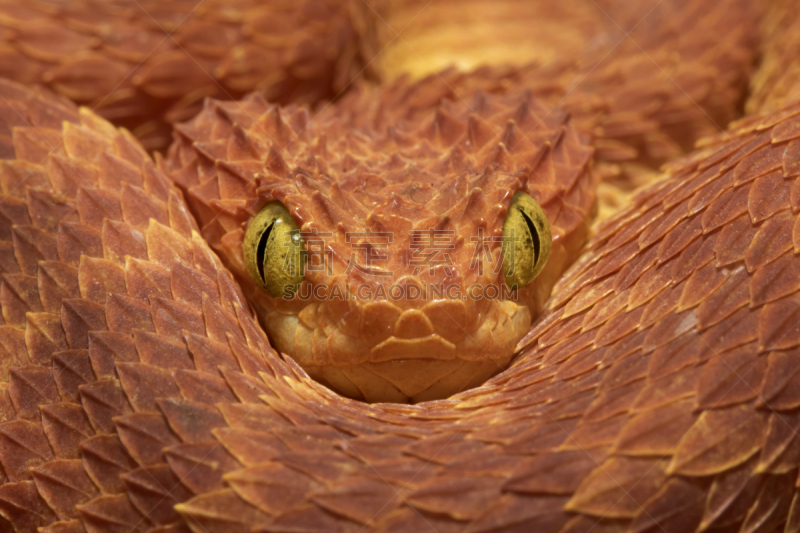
[254,282,533,403]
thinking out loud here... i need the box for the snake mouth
[257,297,532,403]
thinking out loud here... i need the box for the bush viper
[0,0,797,532]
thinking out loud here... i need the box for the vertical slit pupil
[520,210,540,265]
[256,221,275,283]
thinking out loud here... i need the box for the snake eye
[502,191,552,289]
[243,201,306,298]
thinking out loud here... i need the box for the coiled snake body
[0,0,796,531]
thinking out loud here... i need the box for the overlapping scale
[0,0,797,531]
[0,0,378,150]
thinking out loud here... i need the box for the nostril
[393,309,436,339]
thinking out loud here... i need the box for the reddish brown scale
[0,78,295,532]
[0,2,797,533]
[0,0,378,151]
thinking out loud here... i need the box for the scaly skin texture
[0,0,797,532]
[373,0,760,173]
[4,76,800,533]
[361,0,764,224]
[0,0,377,151]
[0,0,760,183]
[164,87,596,403]
[164,0,759,402]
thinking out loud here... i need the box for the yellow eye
[243,202,306,298]
[502,191,551,289]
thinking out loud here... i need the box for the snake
[0,0,795,531]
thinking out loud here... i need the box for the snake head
[170,81,596,403]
